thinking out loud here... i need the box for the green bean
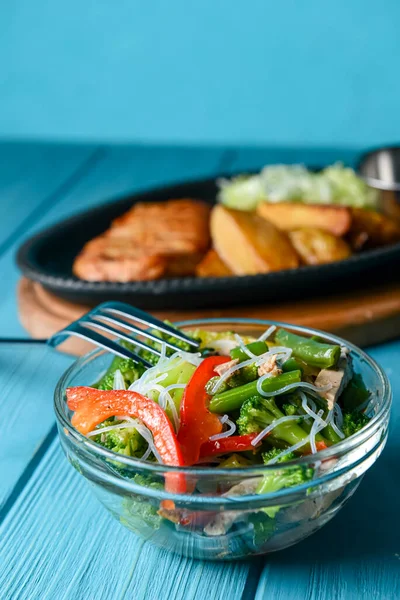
[230,340,268,362]
[275,329,340,369]
[281,357,303,374]
[310,335,325,343]
[322,422,342,444]
[209,370,302,413]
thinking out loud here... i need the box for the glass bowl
[54,319,391,560]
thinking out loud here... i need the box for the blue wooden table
[0,142,399,600]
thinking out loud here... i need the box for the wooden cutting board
[17,277,400,355]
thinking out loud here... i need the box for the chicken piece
[314,350,353,410]
[258,354,282,378]
[347,207,400,250]
[73,198,211,281]
[204,478,262,536]
[257,202,351,236]
[204,509,256,537]
[288,227,351,265]
[73,235,166,282]
[279,488,344,523]
[214,359,239,377]
[210,205,299,275]
[111,199,211,255]
[195,249,233,277]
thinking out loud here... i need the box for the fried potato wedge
[195,249,233,277]
[211,205,299,275]
[347,208,400,250]
[257,202,351,236]
[288,227,352,265]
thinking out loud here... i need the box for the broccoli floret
[237,395,282,434]
[138,320,199,366]
[263,447,296,463]
[97,356,145,390]
[133,473,163,491]
[121,474,164,531]
[237,395,310,448]
[93,419,147,458]
[342,411,370,438]
[282,402,297,416]
[257,450,314,517]
[228,363,259,388]
[246,513,276,547]
[205,364,258,395]
[205,376,229,395]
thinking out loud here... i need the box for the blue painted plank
[0,144,229,337]
[0,441,144,600]
[0,343,72,510]
[225,146,360,174]
[21,144,230,228]
[255,341,400,600]
[0,144,254,600]
[0,142,98,253]
[0,441,250,600]
[0,340,399,599]
[121,535,250,599]
[1,144,398,600]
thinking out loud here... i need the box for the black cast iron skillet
[16,174,400,309]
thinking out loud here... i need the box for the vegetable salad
[66,324,371,545]
[218,164,378,211]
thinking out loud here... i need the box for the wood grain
[0,441,251,600]
[18,276,400,351]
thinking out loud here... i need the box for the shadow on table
[270,455,399,566]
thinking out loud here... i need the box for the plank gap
[0,423,57,523]
[240,557,265,600]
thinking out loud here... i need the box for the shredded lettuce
[217,175,266,210]
[218,164,378,210]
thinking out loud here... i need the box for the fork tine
[85,318,163,358]
[92,313,185,353]
[48,323,153,367]
[96,301,199,348]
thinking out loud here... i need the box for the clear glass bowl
[54,319,391,560]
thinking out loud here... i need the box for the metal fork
[48,301,199,367]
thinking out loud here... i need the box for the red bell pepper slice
[177,356,231,465]
[304,440,328,454]
[200,433,260,458]
[200,436,327,459]
[66,387,186,495]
